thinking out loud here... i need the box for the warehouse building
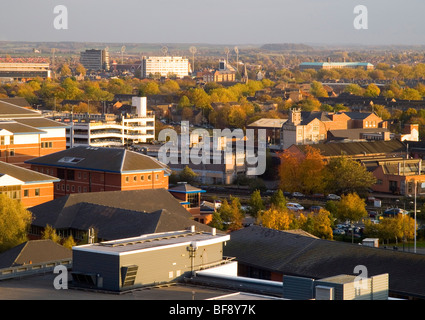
[71,226,231,292]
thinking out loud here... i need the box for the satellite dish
[161,46,168,56]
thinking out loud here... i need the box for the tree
[310,81,329,98]
[344,83,365,96]
[323,156,376,195]
[261,207,293,231]
[364,83,381,97]
[62,235,76,250]
[248,190,265,218]
[218,198,244,231]
[301,209,333,240]
[279,145,325,194]
[270,189,287,210]
[59,63,72,77]
[41,224,61,243]
[75,63,86,76]
[0,195,33,252]
[335,193,368,242]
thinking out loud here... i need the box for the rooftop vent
[58,157,84,164]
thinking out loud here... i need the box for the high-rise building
[140,56,189,78]
[80,49,110,71]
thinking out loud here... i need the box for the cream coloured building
[140,56,190,79]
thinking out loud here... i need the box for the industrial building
[71,226,231,292]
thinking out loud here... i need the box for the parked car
[333,229,345,235]
[291,192,305,198]
[310,205,323,212]
[286,202,305,211]
[327,194,341,200]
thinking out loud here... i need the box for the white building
[140,56,190,79]
[56,97,155,148]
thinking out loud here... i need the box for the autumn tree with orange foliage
[278,145,325,194]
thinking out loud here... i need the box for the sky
[0,0,424,46]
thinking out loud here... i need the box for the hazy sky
[1,0,424,45]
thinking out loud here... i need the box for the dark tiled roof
[0,97,31,108]
[14,117,68,129]
[169,183,205,193]
[29,189,212,240]
[0,239,71,268]
[0,100,40,118]
[293,140,406,158]
[343,112,376,120]
[300,111,331,125]
[224,226,425,299]
[0,161,59,183]
[25,146,169,173]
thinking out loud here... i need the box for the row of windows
[0,187,40,199]
[125,173,160,183]
[56,183,89,193]
[0,149,15,157]
[41,141,53,148]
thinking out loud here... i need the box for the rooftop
[25,146,170,173]
[74,228,229,255]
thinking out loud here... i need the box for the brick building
[0,160,59,208]
[0,99,67,167]
[280,108,386,149]
[25,146,170,198]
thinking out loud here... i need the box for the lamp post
[414,180,417,253]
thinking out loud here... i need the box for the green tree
[177,166,198,184]
[344,83,365,96]
[178,95,192,109]
[248,190,265,218]
[0,195,33,252]
[270,189,287,210]
[310,81,329,98]
[323,156,376,196]
[364,83,381,97]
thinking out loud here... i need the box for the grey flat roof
[74,229,229,255]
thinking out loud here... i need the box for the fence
[0,259,72,280]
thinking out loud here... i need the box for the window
[187,193,200,208]
[133,176,137,182]
[141,175,144,181]
[9,136,13,145]
[35,188,40,196]
[9,149,15,157]
[148,175,151,181]
[125,176,129,183]
[156,174,159,180]
[0,136,4,145]
[24,190,29,197]
[78,186,81,193]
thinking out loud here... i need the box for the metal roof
[73,228,229,256]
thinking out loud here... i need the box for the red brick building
[0,99,67,167]
[0,160,59,207]
[25,146,170,198]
